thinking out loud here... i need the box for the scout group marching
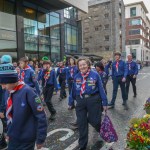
[0,52,139,150]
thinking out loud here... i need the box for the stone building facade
[78,0,126,60]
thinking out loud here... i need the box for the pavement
[42,67,150,150]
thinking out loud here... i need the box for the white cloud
[123,0,150,18]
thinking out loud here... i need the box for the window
[105,46,109,51]
[105,35,109,41]
[129,29,140,35]
[130,7,136,17]
[129,19,142,26]
[64,7,77,19]
[131,49,136,59]
[104,13,109,18]
[65,24,78,53]
[128,39,140,45]
[104,24,109,30]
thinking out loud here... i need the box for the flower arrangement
[144,98,150,114]
[126,116,150,150]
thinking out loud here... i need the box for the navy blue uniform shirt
[126,61,138,75]
[20,68,40,95]
[66,66,78,80]
[112,60,128,78]
[99,71,108,86]
[104,61,112,76]
[69,70,108,106]
[4,85,47,144]
[57,67,67,79]
[41,69,58,90]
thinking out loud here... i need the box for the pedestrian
[126,54,138,99]
[67,57,78,95]
[69,57,108,150]
[104,60,112,83]
[19,57,41,96]
[95,61,108,94]
[57,61,67,101]
[0,59,47,150]
[40,59,58,120]
[108,52,128,108]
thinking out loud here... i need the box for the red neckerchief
[21,65,31,81]
[80,69,91,98]
[6,81,25,125]
[70,66,74,77]
[44,68,52,86]
[116,61,119,72]
[60,66,65,73]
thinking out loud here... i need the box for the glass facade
[65,24,78,53]
[0,0,17,59]
[23,6,60,61]
[0,0,79,61]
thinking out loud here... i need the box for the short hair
[43,60,51,65]
[19,56,29,62]
[95,61,104,71]
[114,52,121,56]
[77,57,91,69]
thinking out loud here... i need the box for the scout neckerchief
[70,66,74,78]
[116,61,119,72]
[60,66,65,73]
[128,61,132,71]
[80,69,91,98]
[6,81,25,125]
[44,67,52,87]
[21,65,31,81]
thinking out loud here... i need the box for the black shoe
[49,113,56,120]
[133,94,137,98]
[0,142,7,150]
[90,140,104,150]
[108,103,115,108]
[122,101,126,105]
[70,125,78,131]
[70,121,77,126]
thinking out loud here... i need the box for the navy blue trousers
[75,94,102,149]
[111,76,127,104]
[8,141,35,150]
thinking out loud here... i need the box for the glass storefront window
[51,46,60,62]
[65,24,78,53]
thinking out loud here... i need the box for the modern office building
[125,1,150,63]
[78,0,126,60]
[0,0,88,61]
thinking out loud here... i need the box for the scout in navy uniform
[108,52,128,108]
[19,57,41,96]
[95,61,108,94]
[126,54,138,99]
[39,59,58,120]
[104,60,112,82]
[69,57,107,150]
[0,59,47,150]
[57,61,67,100]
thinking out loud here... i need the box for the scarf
[6,81,25,125]
[60,66,65,73]
[70,66,74,77]
[116,61,119,72]
[80,69,90,98]
[44,68,52,86]
[21,65,31,81]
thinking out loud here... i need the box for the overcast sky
[123,0,150,18]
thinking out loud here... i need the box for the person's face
[43,63,50,70]
[78,60,89,74]
[15,67,20,74]
[70,58,75,66]
[115,55,120,61]
[0,83,14,91]
[96,66,100,72]
[127,55,132,61]
[29,61,33,66]
[19,61,26,69]
[59,62,63,67]
[13,62,17,67]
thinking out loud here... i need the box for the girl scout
[69,57,108,150]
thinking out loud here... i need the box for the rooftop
[125,1,148,14]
